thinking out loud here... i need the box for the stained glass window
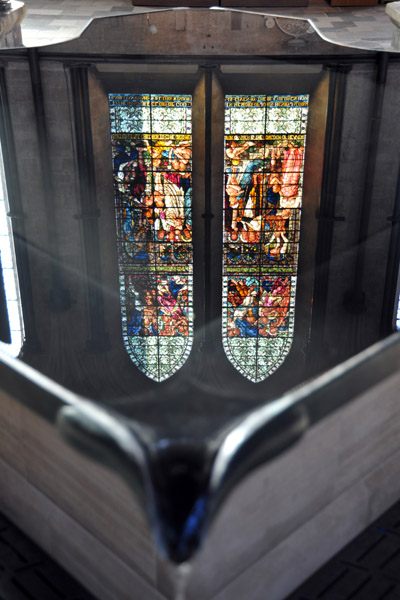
[109,94,193,382]
[223,94,309,382]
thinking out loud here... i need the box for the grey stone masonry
[386,1,400,50]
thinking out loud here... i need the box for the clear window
[0,143,24,357]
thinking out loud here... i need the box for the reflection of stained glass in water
[109,94,193,381]
[223,94,309,382]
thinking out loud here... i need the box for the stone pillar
[28,49,72,314]
[68,64,110,353]
[0,1,25,48]
[386,1,400,50]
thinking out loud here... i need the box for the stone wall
[1,10,399,397]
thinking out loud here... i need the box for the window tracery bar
[223,94,309,382]
[109,94,193,382]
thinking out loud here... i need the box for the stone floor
[0,512,95,600]
[287,499,400,600]
[19,0,396,51]
[2,497,400,600]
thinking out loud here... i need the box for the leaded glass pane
[109,94,193,382]
[223,94,309,382]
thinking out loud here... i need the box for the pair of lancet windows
[109,92,309,383]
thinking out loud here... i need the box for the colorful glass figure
[223,94,309,382]
[109,94,193,381]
